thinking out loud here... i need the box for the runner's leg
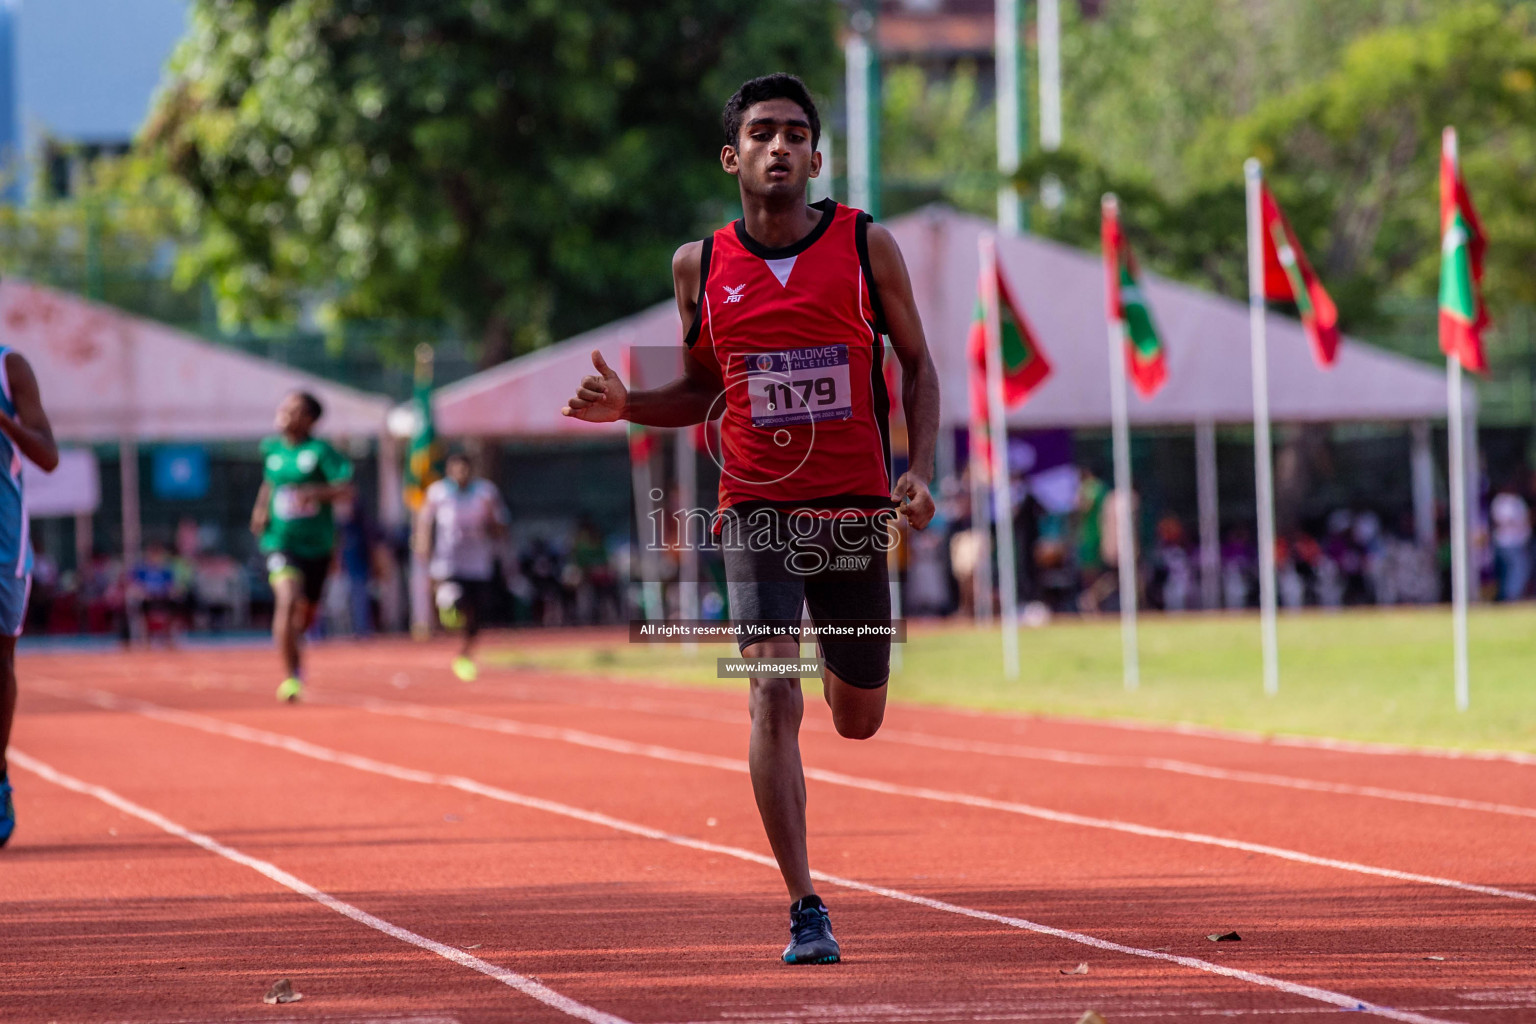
[271,574,304,679]
[459,581,480,659]
[822,671,886,740]
[744,635,815,901]
[0,635,14,777]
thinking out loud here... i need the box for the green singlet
[259,435,354,559]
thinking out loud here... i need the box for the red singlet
[686,199,892,515]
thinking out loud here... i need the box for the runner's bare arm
[560,242,723,427]
[0,352,58,472]
[250,481,271,537]
[867,224,939,530]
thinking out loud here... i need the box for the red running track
[5,636,1536,1023]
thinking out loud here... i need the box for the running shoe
[451,656,478,682]
[782,895,840,964]
[276,677,304,703]
[0,773,13,848]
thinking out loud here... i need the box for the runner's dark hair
[294,391,324,422]
[723,74,820,150]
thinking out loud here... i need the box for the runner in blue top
[0,347,59,848]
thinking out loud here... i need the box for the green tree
[881,62,995,217]
[1018,2,1536,331]
[144,0,839,364]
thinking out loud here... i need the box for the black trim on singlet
[732,197,838,261]
[681,236,713,350]
[855,212,889,336]
[870,336,893,490]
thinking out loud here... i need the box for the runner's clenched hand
[561,350,628,423]
[892,472,935,530]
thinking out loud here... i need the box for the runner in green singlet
[250,392,354,702]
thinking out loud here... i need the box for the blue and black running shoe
[782,895,840,964]
[0,772,14,848]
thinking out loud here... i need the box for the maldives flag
[966,260,1051,418]
[1259,184,1340,367]
[1101,198,1168,398]
[1439,127,1489,373]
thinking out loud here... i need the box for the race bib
[743,346,854,428]
[273,484,320,521]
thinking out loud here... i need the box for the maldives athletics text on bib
[744,346,854,428]
[687,200,893,514]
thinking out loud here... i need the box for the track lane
[28,677,1536,1021]
[14,687,1475,1024]
[15,644,1536,1021]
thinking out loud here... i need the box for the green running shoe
[276,677,304,703]
[451,656,478,682]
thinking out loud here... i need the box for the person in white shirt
[413,453,511,679]
[1489,480,1532,602]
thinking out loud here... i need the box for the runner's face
[447,460,471,486]
[725,99,820,199]
[275,394,313,436]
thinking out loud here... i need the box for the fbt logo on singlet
[687,199,892,513]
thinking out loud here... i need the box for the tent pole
[1196,420,1221,610]
[119,436,141,566]
[378,432,405,530]
[1410,420,1436,551]
[675,427,698,656]
[1245,159,1280,697]
[970,428,993,623]
[980,233,1019,679]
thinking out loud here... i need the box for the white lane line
[333,693,1536,906]
[1030,712,1536,767]
[40,691,1461,1024]
[9,749,631,1024]
[412,679,1536,821]
[466,662,1536,768]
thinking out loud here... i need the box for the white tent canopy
[420,205,1462,438]
[0,279,398,560]
[0,279,391,442]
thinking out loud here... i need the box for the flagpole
[1244,159,1281,697]
[981,233,1020,678]
[1443,126,1471,712]
[1448,355,1471,711]
[1101,196,1140,692]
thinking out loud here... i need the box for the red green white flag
[1101,199,1168,398]
[1259,184,1340,368]
[1439,128,1489,373]
[966,254,1050,469]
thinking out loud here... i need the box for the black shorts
[720,507,893,689]
[267,551,331,605]
[444,577,495,618]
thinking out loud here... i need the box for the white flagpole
[995,0,1021,232]
[981,233,1020,678]
[1244,158,1281,697]
[1102,195,1139,692]
[1443,126,1471,712]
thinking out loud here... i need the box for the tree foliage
[1016,1,1536,330]
[143,0,839,363]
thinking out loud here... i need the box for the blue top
[0,348,32,578]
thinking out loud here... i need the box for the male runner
[414,452,510,681]
[0,348,59,847]
[561,74,939,963]
[250,391,353,702]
